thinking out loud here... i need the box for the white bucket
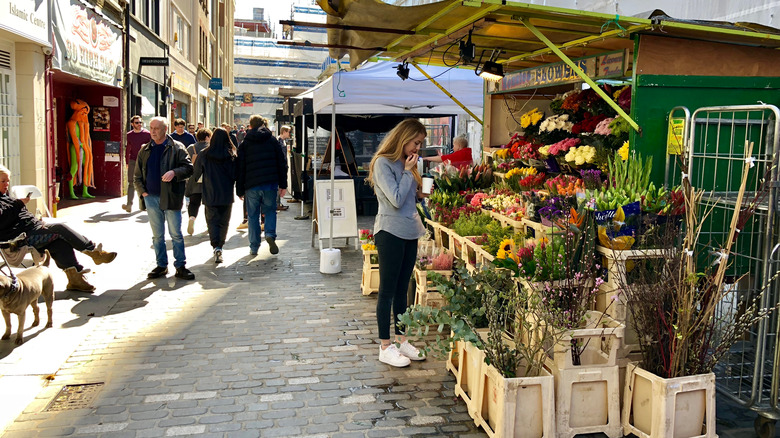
[319,248,342,274]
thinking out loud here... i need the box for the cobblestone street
[0,197,769,437]
[0,197,484,438]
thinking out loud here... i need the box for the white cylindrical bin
[319,248,342,274]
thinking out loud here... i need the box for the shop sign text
[2,0,49,43]
[497,51,626,93]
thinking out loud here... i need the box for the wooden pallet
[360,250,379,295]
[413,267,453,309]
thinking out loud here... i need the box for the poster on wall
[104,141,120,162]
[93,107,110,131]
[51,0,122,87]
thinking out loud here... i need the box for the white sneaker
[378,344,411,367]
[398,341,426,361]
[214,249,223,264]
[187,217,195,235]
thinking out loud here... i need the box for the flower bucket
[478,361,555,438]
[622,363,717,438]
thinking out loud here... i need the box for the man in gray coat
[133,116,195,280]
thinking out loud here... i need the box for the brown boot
[83,243,117,265]
[64,267,96,292]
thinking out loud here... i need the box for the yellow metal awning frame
[315,0,780,132]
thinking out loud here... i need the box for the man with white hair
[422,135,472,168]
[133,116,195,280]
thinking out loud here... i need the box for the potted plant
[413,251,454,309]
[617,150,776,438]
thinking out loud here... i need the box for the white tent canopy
[311,61,484,116]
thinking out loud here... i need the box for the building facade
[0,0,52,213]
[233,4,327,127]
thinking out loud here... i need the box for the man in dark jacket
[134,116,195,280]
[236,115,288,256]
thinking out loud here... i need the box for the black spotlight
[459,29,475,63]
[396,62,410,80]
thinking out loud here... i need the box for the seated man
[0,165,116,292]
[422,135,473,168]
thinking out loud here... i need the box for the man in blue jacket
[236,115,288,256]
[133,116,195,280]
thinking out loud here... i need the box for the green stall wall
[629,74,780,186]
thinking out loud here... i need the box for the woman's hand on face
[404,154,418,171]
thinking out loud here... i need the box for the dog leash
[0,250,20,298]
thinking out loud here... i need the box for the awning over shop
[315,0,780,73]
[311,61,484,116]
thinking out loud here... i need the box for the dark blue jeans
[375,230,417,340]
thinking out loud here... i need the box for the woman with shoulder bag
[191,128,236,263]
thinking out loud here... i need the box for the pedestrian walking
[133,116,195,280]
[124,115,151,212]
[366,118,428,367]
[187,123,196,135]
[236,115,287,256]
[276,125,291,211]
[190,128,236,264]
[0,165,117,292]
[185,128,211,235]
[170,118,196,147]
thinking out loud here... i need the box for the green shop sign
[494,50,628,93]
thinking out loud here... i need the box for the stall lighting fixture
[479,61,504,81]
[396,62,410,80]
[459,29,475,63]
[475,49,504,81]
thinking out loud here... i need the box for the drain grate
[45,383,104,412]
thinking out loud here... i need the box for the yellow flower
[505,168,521,179]
[613,85,629,100]
[520,108,543,129]
[618,141,629,161]
[362,243,376,251]
[498,238,514,254]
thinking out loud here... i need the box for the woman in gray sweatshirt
[367,118,428,367]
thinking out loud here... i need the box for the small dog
[0,251,54,345]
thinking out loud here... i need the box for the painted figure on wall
[66,99,95,199]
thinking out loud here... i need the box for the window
[174,13,190,57]
[134,0,160,35]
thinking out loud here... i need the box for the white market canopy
[311,61,484,116]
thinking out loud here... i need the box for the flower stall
[319,2,780,436]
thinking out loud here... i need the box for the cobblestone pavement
[0,196,774,437]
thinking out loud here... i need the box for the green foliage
[609,116,632,138]
[399,261,488,359]
[482,221,524,256]
[427,189,465,209]
[452,213,495,237]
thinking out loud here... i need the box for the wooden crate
[622,363,717,438]
[454,329,489,421]
[447,338,464,377]
[413,267,453,309]
[594,245,668,357]
[425,218,453,252]
[547,311,625,438]
[550,361,622,438]
[521,217,560,240]
[478,360,556,438]
[360,250,379,296]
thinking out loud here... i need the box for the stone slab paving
[0,197,486,437]
[0,196,774,437]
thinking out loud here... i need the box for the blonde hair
[367,118,426,187]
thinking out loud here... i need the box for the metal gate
[668,104,780,436]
